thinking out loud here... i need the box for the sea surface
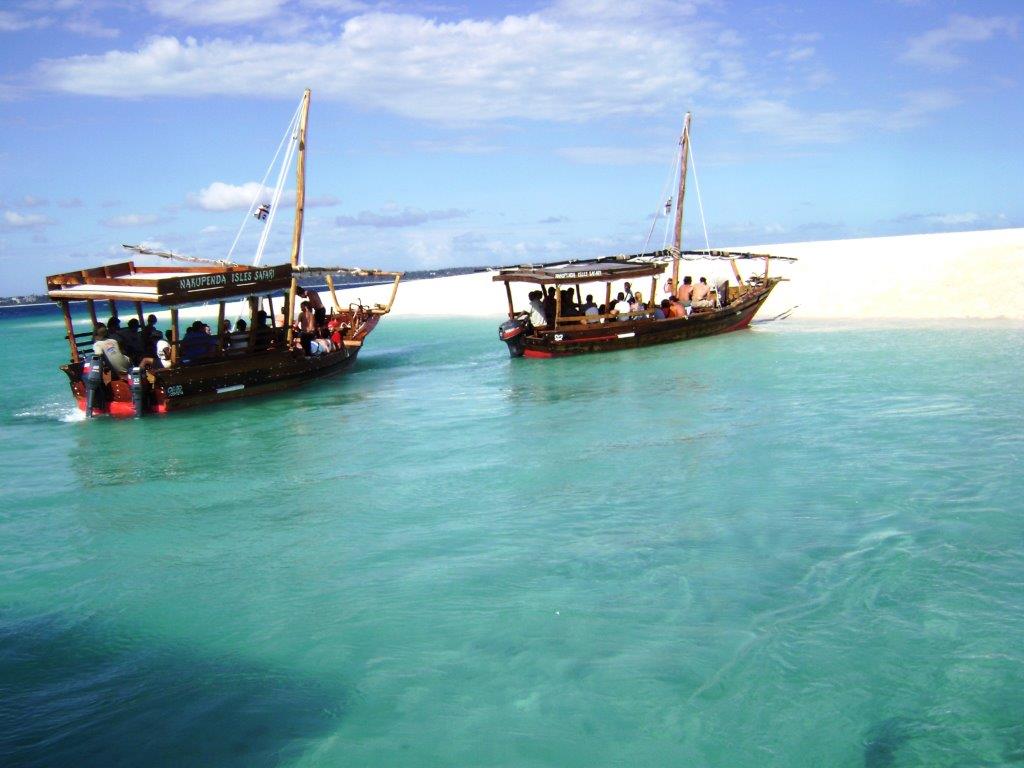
[2,306,1023,767]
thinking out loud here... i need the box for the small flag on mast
[255,204,270,221]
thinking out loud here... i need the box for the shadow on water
[0,612,344,768]
[863,717,914,768]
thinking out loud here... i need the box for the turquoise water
[2,310,1023,766]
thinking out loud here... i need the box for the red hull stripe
[76,397,168,418]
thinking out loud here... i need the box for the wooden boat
[45,90,402,417]
[494,113,794,358]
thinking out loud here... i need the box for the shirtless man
[297,286,326,331]
[691,277,713,308]
[676,276,694,305]
[666,295,687,318]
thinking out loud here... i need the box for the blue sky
[0,0,1021,294]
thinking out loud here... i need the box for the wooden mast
[286,88,311,346]
[670,112,691,293]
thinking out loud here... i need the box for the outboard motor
[82,354,107,418]
[128,366,147,418]
[498,313,530,358]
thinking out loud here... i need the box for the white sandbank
[323,227,1024,321]
[162,228,1021,326]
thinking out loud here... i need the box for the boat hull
[64,344,362,418]
[516,280,777,358]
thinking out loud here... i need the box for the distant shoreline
[0,265,490,307]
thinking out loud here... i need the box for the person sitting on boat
[654,299,670,320]
[310,336,336,355]
[623,282,635,302]
[92,323,130,375]
[527,291,545,330]
[676,276,694,306]
[253,311,272,350]
[180,321,217,363]
[691,277,713,308]
[227,318,249,351]
[583,294,600,323]
[276,294,290,327]
[634,291,650,319]
[561,288,579,317]
[666,295,686,319]
[155,329,172,368]
[543,287,557,328]
[142,314,161,357]
[119,318,146,365]
[327,317,347,348]
[612,292,631,320]
[106,316,127,353]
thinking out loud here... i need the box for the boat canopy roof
[493,253,669,285]
[46,261,293,306]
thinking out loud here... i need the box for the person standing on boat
[527,291,545,329]
[297,286,326,333]
[297,301,316,355]
[623,282,635,302]
[542,287,557,328]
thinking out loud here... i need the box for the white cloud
[189,181,269,211]
[101,213,169,227]
[37,4,731,123]
[902,15,1019,70]
[556,146,665,165]
[2,210,53,228]
[64,17,119,38]
[336,206,468,228]
[147,0,287,25]
[732,90,957,144]
[0,10,51,32]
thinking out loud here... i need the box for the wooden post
[288,89,311,270]
[671,112,692,293]
[605,282,612,309]
[170,308,179,365]
[215,301,226,353]
[87,299,98,329]
[575,283,582,311]
[650,276,657,307]
[285,278,297,345]
[383,273,401,313]
[60,301,80,363]
[134,301,144,324]
[730,258,743,285]
[247,296,258,351]
[554,286,562,328]
[267,295,277,327]
[504,281,514,317]
[326,274,342,312]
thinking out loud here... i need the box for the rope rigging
[224,94,305,267]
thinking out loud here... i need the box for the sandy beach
[320,227,1024,321]
[167,227,1023,325]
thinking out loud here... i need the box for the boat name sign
[177,268,280,291]
[557,270,603,279]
